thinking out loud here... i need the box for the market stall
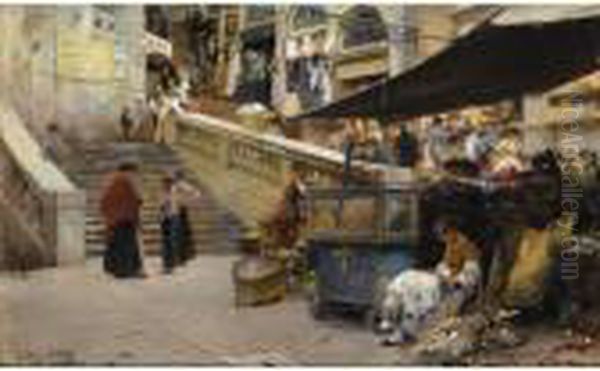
[282,8,600,348]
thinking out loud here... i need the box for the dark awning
[292,10,600,121]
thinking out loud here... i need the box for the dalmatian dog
[377,261,481,346]
[377,269,443,345]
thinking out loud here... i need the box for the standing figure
[154,94,178,144]
[100,163,145,278]
[132,97,151,141]
[226,43,241,98]
[159,172,200,273]
[120,106,134,142]
[173,171,199,264]
[148,91,160,138]
[369,122,393,165]
[264,169,307,253]
[426,117,449,169]
[396,123,419,167]
[159,176,180,274]
[42,122,66,164]
[464,127,482,164]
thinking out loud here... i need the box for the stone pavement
[0,255,408,366]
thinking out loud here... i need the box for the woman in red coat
[100,162,145,278]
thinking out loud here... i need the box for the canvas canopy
[292,7,600,121]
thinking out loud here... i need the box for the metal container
[304,181,420,323]
[307,233,413,322]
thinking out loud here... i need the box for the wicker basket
[232,256,286,307]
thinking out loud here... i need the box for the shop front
[234,22,275,106]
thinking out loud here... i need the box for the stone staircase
[68,142,243,256]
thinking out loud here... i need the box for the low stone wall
[174,112,404,231]
[0,103,86,269]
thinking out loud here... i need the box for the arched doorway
[234,6,276,106]
[340,5,388,49]
[292,5,328,30]
[334,5,389,98]
[184,7,219,93]
[145,6,171,40]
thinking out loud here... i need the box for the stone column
[0,6,30,122]
[215,7,228,96]
[114,6,146,110]
[27,6,58,133]
[271,5,288,113]
[386,5,416,78]
[0,6,10,104]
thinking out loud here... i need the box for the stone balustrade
[0,104,86,269]
[174,112,414,233]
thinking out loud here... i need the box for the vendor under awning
[292,7,600,121]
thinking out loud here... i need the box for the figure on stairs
[159,171,201,274]
[154,92,179,145]
[120,106,134,142]
[100,162,146,278]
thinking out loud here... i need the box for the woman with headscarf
[435,226,481,314]
[100,162,145,278]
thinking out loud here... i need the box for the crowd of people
[338,114,599,188]
[118,86,188,145]
[119,58,191,145]
[338,115,512,174]
[332,113,600,345]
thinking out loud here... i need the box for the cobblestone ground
[0,255,409,366]
[2,255,596,366]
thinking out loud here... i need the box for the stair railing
[174,111,400,232]
[0,103,86,268]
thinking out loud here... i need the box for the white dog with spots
[378,269,443,344]
[377,229,481,345]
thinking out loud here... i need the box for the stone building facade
[0,5,146,141]
[210,5,459,117]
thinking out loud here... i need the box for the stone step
[84,223,233,236]
[85,229,241,245]
[74,168,182,178]
[83,197,223,208]
[74,142,243,257]
[86,242,240,256]
[84,212,232,224]
[85,234,239,247]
